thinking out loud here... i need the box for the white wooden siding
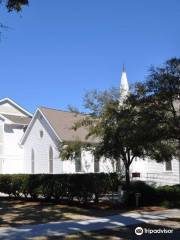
[2,125,24,173]
[131,157,180,185]
[0,102,25,116]
[24,113,63,174]
[23,113,114,174]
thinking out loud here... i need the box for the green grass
[0,198,123,227]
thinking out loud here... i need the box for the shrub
[156,184,180,207]
[22,175,42,199]
[40,174,54,200]
[52,175,69,200]
[0,175,12,196]
[10,175,24,197]
[122,181,157,207]
[0,173,120,204]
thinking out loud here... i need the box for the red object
[132,172,140,178]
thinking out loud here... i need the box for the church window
[94,157,100,172]
[31,149,35,174]
[49,146,53,173]
[165,161,172,171]
[75,152,81,172]
[40,130,43,138]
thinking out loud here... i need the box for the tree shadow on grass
[0,197,123,228]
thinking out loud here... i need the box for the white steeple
[119,65,129,104]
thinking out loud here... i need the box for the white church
[0,69,179,186]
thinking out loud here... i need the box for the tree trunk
[125,165,130,185]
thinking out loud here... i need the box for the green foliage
[62,88,149,185]
[22,174,41,199]
[133,58,180,162]
[0,173,120,204]
[122,181,157,207]
[0,0,29,36]
[59,141,84,160]
[0,174,12,195]
[122,182,180,208]
[156,184,180,207]
[4,0,28,12]
[83,87,119,116]
[60,58,180,186]
[0,174,179,207]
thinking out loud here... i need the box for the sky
[0,0,179,113]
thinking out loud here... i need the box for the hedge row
[0,173,120,204]
[122,181,180,207]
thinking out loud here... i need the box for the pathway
[0,209,179,239]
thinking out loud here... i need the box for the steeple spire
[119,65,129,105]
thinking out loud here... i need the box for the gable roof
[0,98,32,117]
[21,107,98,145]
[1,114,31,125]
[39,107,97,143]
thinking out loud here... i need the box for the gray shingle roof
[2,114,32,125]
[39,107,98,143]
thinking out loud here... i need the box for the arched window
[165,161,172,171]
[49,146,53,173]
[31,149,35,174]
[94,157,100,172]
[75,152,81,172]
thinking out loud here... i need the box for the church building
[0,69,179,186]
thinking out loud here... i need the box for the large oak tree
[60,88,148,185]
[133,58,180,164]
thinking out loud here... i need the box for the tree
[133,58,180,163]
[0,0,28,33]
[60,58,180,185]
[60,88,148,185]
[2,0,28,12]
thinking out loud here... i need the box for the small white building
[0,98,32,173]
[20,107,114,174]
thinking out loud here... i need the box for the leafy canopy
[1,0,28,12]
[133,58,180,161]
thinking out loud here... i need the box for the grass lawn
[0,198,170,228]
[0,198,126,227]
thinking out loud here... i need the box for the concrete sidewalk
[0,209,179,240]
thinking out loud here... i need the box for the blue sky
[0,0,179,113]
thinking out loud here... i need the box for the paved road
[0,209,179,240]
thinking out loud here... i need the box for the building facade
[21,107,114,174]
[0,69,179,186]
[0,98,32,173]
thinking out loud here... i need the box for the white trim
[20,108,40,145]
[20,108,62,145]
[0,98,32,117]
